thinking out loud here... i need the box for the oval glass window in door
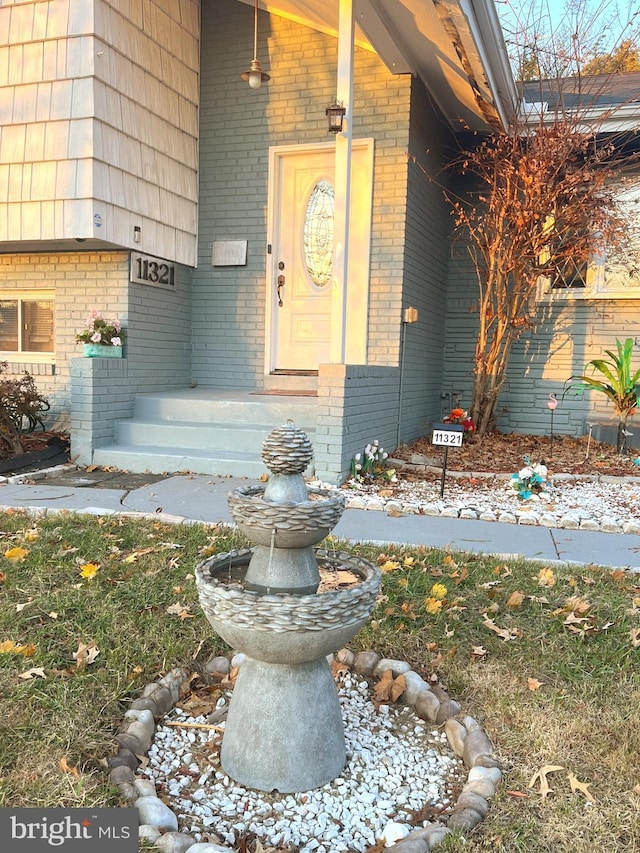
[303,180,334,287]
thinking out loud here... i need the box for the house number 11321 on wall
[130,252,176,289]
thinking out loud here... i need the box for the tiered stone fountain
[196,422,381,793]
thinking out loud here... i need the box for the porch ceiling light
[326,101,346,134]
[241,0,270,89]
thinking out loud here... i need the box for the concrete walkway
[0,470,639,570]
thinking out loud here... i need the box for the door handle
[277,274,285,307]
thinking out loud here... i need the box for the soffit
[236,0,516,130]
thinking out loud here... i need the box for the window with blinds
[0,294,54,354]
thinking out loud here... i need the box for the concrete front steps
[91,388,318,478]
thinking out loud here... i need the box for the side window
[548,257,589,290]
[0,293,55,358]
[538,180,640,300]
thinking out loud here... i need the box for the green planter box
[82,344,123,358]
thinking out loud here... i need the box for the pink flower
[110,336,122,347]
[90,331,102,343]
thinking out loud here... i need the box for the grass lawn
[0,510,639,852]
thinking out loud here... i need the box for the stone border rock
[340,461,640,536]
[0,461,73,485]
[107,651,502,853]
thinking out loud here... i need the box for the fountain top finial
[261,421,313,475]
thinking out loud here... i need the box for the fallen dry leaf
[73,640,100,669]
[471,645,488,658]
[568,772,595,802]
[373,669,406,707]
[630,628,640,648]
[537,568,556,588]
[552,596,592,617]
[221,666,239,689]
[59,757,80,779]
[528,764,564,799]
[3,546,29,562]
[563,612,592,627]
[331,659,350,680]
[59,545,78,556]
[166,602,195,619]
[79,562,98,580]
[451,566,470,584]
[506,790,529,798]
[18,667,46,680]
[177,695,221,717]
[125,545,172,563]
[482,614,522,641]
[506,590,525,609]
[527,677,543,691]
[0,640,36,656]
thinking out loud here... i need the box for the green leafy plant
[349,439,396,484]
[564,338,640,454]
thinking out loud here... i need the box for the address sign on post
[431,423,464,446]
[432,422,464,498]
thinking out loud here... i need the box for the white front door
[267,141,373,372]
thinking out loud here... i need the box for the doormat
[251,390,318,397]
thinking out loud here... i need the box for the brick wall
[398,77,456,443]
[315,364,400,484]
[443,220,640,438]
[501,299,640,437]
[0,251,191,443]
[0,252,129,429]
[194,0,411,389]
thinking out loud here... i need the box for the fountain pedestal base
[221,657,346,793]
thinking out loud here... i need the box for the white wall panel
[0,0,200,264]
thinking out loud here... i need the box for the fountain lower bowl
[227,485,345,548]
[195,549,381,664]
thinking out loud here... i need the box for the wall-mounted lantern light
[241,0,270,89]
[326,101,346,134]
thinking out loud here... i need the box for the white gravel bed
[140,673,464,852]
[329,477,640,534]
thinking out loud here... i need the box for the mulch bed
[394,431,639,477]
[0,432,70,475]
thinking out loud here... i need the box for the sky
[493,0,639,76]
